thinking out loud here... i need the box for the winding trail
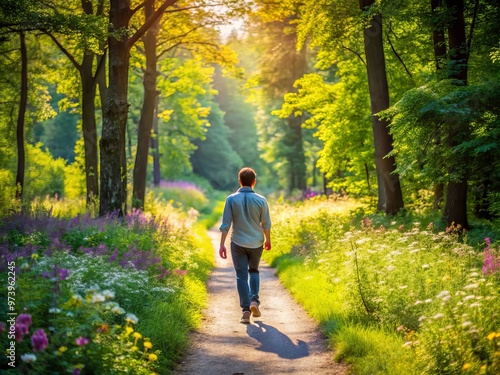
[173,227,348,375]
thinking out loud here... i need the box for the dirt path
[172,228,348,375]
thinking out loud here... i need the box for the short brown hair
[238,167,256,187]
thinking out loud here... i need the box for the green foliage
[191,103,243,190]
[24,143,66,201]
[265,198,500,374]
[0,201,214,374]
[152,181,209,213]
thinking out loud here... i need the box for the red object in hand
[264,241,271,251]
[219,246,227,259]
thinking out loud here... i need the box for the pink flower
[16,313,32,327]
[15,324,29,342]
[75,336,89,346]
[31,329,48,352]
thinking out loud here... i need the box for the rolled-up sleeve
[219,197,233,233]
[260,201,271,230]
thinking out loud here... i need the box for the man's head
[238,167,256,187]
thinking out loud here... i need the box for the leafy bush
[264,197,500,374]
[0,203,213,373]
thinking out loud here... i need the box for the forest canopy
[0,0,499,227]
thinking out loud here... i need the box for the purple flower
[15,324,28,342]
[41,271,50,279]
[16,313,32,327]
[75,336,89,346]
[59,268,69,280]
[73,369,81,375]
[0,322,5,332]
[31,329,48,352]
[485,238,491,246]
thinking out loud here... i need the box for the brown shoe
[240,311,251,324]
[250,301,261,317]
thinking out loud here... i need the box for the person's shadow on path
[246,321,309,359]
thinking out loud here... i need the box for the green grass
[263,196,500,374]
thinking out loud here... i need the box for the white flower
[463,295,475,301]
[422,264,430,269]
[464,283,479,290]
[462,321,472,328]
[399,285,408,289]
[111,306,126,314]
[425,299,433,303]
[418,315,427,322]
[387,266,395,271]
[91,293,105,303]
[125,313,138,324]
[436,290,450,299]
[469,272,479,277]
[49,308,61,314]
[432,313,444,319]
[102,290,115,300]
[21,354,37,363]
[414,300,423,305]
[442,295,451,302]
[403,341,413,348]
[469,303,481,308]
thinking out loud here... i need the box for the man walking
[219,167,272,324]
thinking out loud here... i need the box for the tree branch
[386,32,412,78]
[127,0,180,50]
[341,45,366,65]
[131,2,145,17]
[466,0,479,64]
[45,31,82,71]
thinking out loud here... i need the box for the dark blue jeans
[231,242,263,312]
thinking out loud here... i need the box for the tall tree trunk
[99,0,178,216]
[81,53,99,206]
[443,0,469,228]
[133,0,160,210]
[287,35,307,192]
[16,31,28,203]
[431,0,446,209]
[151,94,161,186]
[100,0,130,216]
[360,0,404,215]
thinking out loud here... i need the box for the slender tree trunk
[360,0,404,215]
[133,0,160,210]
[431,0,446,209]
[16,31,28,203]
[80,53,99,206]
[151,94,161,186]
[100,0,130,216]
[287,36,307,192]
[442,0,469,228]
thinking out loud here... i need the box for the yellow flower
[131,346,139,351]
[125,326,134,336]
[144,341,153,349]
[133,332,142,340]
[58,346,68,353]
[148,353,158,362]
[31,254,39,260]
[488,332,496,341]
[462,363,471,370]
[480,364,487,374]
